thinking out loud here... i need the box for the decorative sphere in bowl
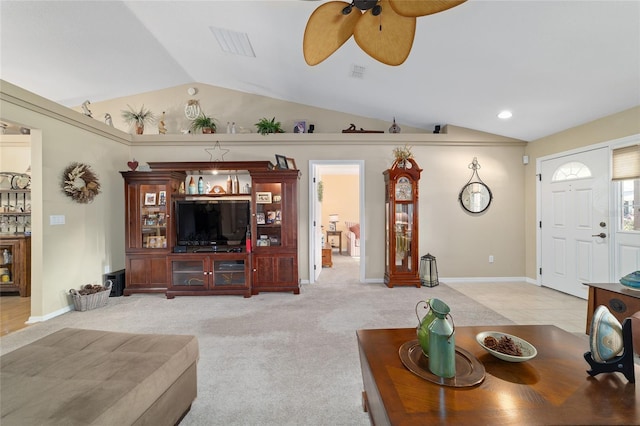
[620,271,640,291]
[476,331,537,362]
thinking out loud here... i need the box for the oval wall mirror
[459,182,492,213]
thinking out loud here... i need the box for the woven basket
[69,280,112,312]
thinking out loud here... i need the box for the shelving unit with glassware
[0,185,32,297]
[0,189,31,235]
[251,168,299,295]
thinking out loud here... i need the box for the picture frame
[256,212,266,224]
[158,191,166,206]
[144,192,157,205]
[275,210,281,224]
[256,191,272,204]
[146,235,165,248]
[257,239,270,247]
[286,157,297,170]
[329,222,336,231]
[275,154,289,170]
[293,121,306,134]
[266,211,276,224]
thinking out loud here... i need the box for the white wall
[1,81,129,319]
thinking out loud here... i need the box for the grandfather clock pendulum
[383,156,422,288]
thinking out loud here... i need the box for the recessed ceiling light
[498,110,513,119]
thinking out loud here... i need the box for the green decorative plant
[121,105,155,134]
[191,114,217,134]
[255,117,284,135]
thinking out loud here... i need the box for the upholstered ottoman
[1,328,198,425]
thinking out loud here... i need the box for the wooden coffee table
[357,326,639,425]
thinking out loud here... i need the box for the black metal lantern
[419,253,439,287]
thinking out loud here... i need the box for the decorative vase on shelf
[135,123,144,135]
[389,117,401,134]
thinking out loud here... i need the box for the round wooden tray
[399,340,485,387]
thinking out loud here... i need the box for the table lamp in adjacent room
[328,214,339,231]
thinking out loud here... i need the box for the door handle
[592,232,606,238]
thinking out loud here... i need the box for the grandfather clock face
[395,177,413,201]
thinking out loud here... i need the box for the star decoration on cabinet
[205,142,230,161]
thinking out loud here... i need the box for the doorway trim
[308,160,365,284]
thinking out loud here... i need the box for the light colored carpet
[0,255,513,425]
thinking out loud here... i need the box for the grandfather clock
[383,157,422,288]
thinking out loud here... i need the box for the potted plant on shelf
[191,114,218,134]
[121,105,155,135]
[255,117,284,135]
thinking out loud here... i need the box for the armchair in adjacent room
[345,221,360,257]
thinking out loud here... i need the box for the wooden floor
[1,294,31,336]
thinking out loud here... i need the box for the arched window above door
[551,161,592,182]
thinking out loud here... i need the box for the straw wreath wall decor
[61,162,101,203]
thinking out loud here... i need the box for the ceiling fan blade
[353,0,416,66]
[303,1,362,66]
[388,0,467,18]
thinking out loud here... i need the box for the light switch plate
[49,215,65,225]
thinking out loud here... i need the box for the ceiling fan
[303,0,467,66]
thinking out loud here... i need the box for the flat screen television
[175,200,250,246]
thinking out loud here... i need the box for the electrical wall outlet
[489,255,494,263]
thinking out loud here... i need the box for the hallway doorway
[309,161,365,284]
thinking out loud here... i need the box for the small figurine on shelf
[158,112,167,135]
[81,100,92,117]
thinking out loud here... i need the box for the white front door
[540,147,609,299]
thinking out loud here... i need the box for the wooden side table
[322,245,332,268]
[584,282,640,333]
[326,230,342,254]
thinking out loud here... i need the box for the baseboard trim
[27,304,73,323]
[440,276,530,283]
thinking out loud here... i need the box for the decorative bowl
[620,271,640,291]
[589,305,623,362]
[476,331,537,362]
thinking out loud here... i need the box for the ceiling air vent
[210,27,256,57]
[350,64,366,79]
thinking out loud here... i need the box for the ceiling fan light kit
[304,0,467,66]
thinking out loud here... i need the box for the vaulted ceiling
[1,0,638,141]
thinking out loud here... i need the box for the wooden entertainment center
[121,161,299,298]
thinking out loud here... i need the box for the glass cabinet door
[213,259,246,286]
[394,203,414,272]
[254,182,282,248]
[170,259,207,288]
[140,184,169,249]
